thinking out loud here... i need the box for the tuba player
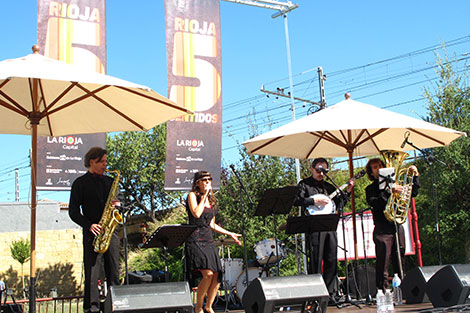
[365,158,420,292]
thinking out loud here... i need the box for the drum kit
[214,236,287,304]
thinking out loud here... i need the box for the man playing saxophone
[69,147,121,313]
[365,158,420,292]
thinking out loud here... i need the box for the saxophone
[381,150,416,224]
[93,169,123,254]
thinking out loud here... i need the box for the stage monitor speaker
[242,274,329,313]
[346,265,376,299]
[425,264,470,308]
[105,282,193,313]
[401,265,444,304]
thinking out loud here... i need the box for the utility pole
[15,168,20,202]
[317,66,326,109]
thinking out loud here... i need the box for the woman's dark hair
[84,147,107,168]
[365,158,385,181]
[311,158,329,169]
[191,171,216,207]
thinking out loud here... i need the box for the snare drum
[220,258,243,287]
[254,238,286,265]
[235,267,266,301]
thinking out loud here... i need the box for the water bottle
[385,289,394,312]
[376,289,386,313]
[392,273,403,305]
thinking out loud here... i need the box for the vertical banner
[164,0,222,190]
[37,0,107,190]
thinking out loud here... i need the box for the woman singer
[185,171,241,313]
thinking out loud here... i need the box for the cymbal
[214,237,237,246]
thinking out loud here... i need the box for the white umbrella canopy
[243,98,466,159]
[243,96,466,259]
[0,47,189,135]
[0,46,191,310]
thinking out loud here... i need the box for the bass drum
[235,267,267,301]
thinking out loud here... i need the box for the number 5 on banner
[170,32,221,112]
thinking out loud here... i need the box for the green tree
[106,125,183,218]
[10,238,30,296]
[416,51,470,264]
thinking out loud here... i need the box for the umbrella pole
[348,152,358,259]
[29,122,38,313]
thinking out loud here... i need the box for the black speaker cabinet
[242,274,329,313]
[105,282,193,313]
[425,264,470,308]
[346,265,376,299]
[401,265,444,304]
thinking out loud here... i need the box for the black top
[365,176,420,233]
[293,176,349,215]
[68,171,114,232]
[185,198,215,244]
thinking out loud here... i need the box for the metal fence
[4,296,84,313]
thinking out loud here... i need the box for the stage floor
[214,302,464,313]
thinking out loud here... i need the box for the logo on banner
[177,139,205,152]
[47,136,84,150]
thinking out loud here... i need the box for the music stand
[285,214,340,234]
[142,224,196,282]
[255,186,299,275]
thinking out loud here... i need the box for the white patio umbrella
[0,46,191,309]
[243,95,466,258]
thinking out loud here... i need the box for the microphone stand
[116,204,134,285]
[378,172,405,279]
[356,208,373,304]
[403,139,446,265]
[230,165,254,298]
[321,171,362,309]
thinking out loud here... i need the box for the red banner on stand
[164,0,223,190]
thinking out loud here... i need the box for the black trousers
[306,231,338,295]
[373,225,405,291]
[83,230,120,313]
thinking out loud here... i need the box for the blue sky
[1,1,469,202]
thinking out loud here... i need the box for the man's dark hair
[311,158,329,169]
[84,147,107,168]
[365,158,385,181]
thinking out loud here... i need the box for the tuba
[93,169,123,254]
[381,150,416,225]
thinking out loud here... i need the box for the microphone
[317,165,329,174]
[230,164,235,170]
[400,131,410,149]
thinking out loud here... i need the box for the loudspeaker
[242,274,329,313]
[401,265,444,304]
[425,264,470,308]
[105,282,193,313]
[346,265,376,299]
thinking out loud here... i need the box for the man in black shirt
[69,147,120,313]
[365,158,419,291]
[294,158,354,299]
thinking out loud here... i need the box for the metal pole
[282,13,306,274]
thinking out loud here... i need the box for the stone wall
[0,201,84,293]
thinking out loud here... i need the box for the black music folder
[285,214,340,234]
[142,224,196,249]
[255,186,299,216]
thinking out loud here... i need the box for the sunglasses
[199,177,212,182]
[314,168,327,174]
